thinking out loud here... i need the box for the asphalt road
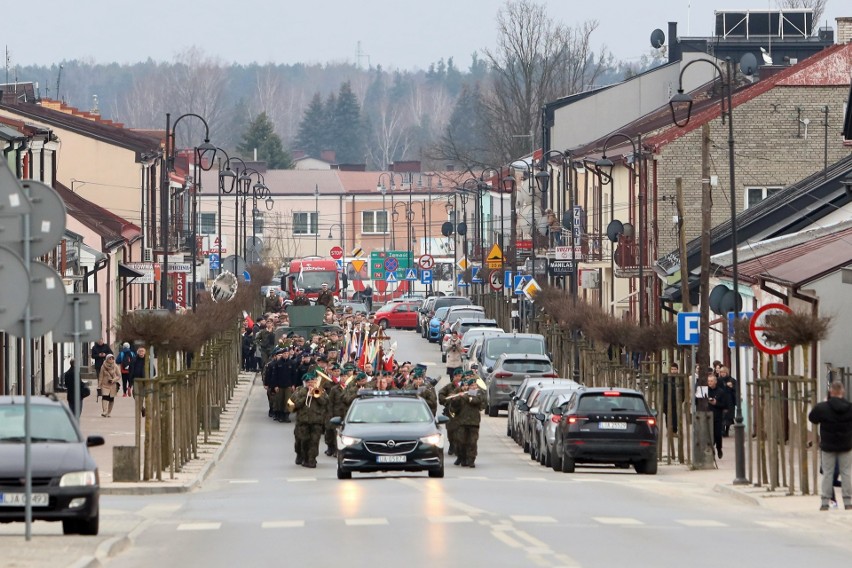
[101,328,852,568]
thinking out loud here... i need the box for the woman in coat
[98,353,122,417]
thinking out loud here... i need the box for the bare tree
[776,0,827,28]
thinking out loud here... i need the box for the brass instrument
[311,386,324,398]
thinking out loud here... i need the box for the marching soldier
[439,368,464,456]
[343,371,369,409]
[289,371,329,468]
[450,373,483,467]
[411,371,437,416]
[324,364,347,457]
[268,348,289,422]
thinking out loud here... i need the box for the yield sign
[350,259,366,273]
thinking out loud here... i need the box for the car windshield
[501,360,552,373]
[577,394,648,413]
[292,270,338,293]
[446,310,483,323]
[0,404,79,443]
[347,401,434,424]
[377,304,394,313]
[485,338,545,360]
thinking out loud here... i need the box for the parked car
[484,353,558,417]
[507,378,545,441]
[374,301,420,329]
[520,384,580,459]
[438,306,486,343]
[535,392,576,469]
[477,333,550,384]
[427,306,452,342]
[460,326,505,359]
[553,388,658,474]
[0,396,104,534]
[331,392,448,479]
[416,297,439,334]
[419,296,471,338]
[440,316,495,361]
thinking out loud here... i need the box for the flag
[243,310,254,330]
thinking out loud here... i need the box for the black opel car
[331,392,448,479]
[553,387,658,475]
[0,396,104,534]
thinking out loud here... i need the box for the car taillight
[637,417,656,426]
[542,373,559,378]
[550,415,562,424]
[494,372,512,379]
[566,415,588,425]
[603,391,621,397]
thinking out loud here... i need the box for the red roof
[54,182,140,249]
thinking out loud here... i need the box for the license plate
[599,422,627,430]
[0,493,49,507]
[376,455,406,464]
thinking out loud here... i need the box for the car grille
[0,477,55,487]
[364,440,418,455]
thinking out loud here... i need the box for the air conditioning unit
[581,270,600,289]
[143,247,153,262]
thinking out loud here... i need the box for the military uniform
[417,383,438,416]
[450,381,483,467]
[289,374,329,468]
[292,292,311,306]
[316,288,335,308]
[254,327,276,369]
[439,377,462,456]
[323,380,348,456]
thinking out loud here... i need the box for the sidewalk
[70,370,257,494]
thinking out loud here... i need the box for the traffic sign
[728,311,754,348]
[471,266,482,283]
[504,271,513,290]
[457,274,469,288]
[486,244,504,269]
[404,268,418,281]
[489,270,504,291]
[522,277,541,301]
[677,312,700,346]
[750,303,793,355]
[385,271,398,283]
[421,269,433,285]
[371,250,412,280]
[457,256,470,271]
[514,275,530,295]
[418,254,435,270]
[351,247,364,257]
[384,256,399,272]
[330,246,344,259]
[209,253,220,270]
[335,259,344,270]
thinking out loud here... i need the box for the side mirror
[486,367,493,374]
[547,352,553,361]
[534,412,546,421]
[551,407,564,416]
[518,401,530,412]
[437,415,450,425]
[86,435,105,448]
[329,416,343,426]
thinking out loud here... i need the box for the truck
[281,256,343,303]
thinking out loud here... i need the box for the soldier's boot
[282,413,291,423]
[295,455,304,465]
[304,460,317,468]
[454,457,462,466]
[448,444,455,456]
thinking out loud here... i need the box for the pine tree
[294,92,326,158]
[332,81,365,165]
[237,112,292,169]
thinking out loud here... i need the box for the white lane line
[676,519,728,527]
[592,517,644,526]
[516,477,547,481]
[428,515,474,524]
[177,522,221,531]
[514,529,551,550]
[345,517,389,526]
[287,478,317,482]
[458,476,488,481]
[491,529,524,548]
[510,515,557,524]
[138,504,181,515]
[262,520,305,529]
[754,520,789,528]
[229,479,259,484]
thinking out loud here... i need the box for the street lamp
[392,202,411,250]
[669,57,747,486]
[160,113,217,310]
[218,156,249,275]
[314,184,320,256]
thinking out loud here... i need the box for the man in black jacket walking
[809,381,852,511]
[706,373,729,459]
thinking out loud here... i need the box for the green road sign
[370,250,413,280]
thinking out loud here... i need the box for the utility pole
[698,123,712,372]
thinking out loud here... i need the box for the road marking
[345,517,389,526]
[229,479,259,484]
[262,520,305,529]
[516,477,548,481]
[754,520,789,528]
[510,515,558,524]
[514,529,551,550]
[428,515,474,524]
[491,529,523,548]
[458,476,488,481]
[676,519,728,527]
[592,517,644,526]
[177,522,221,531]
[287,477,317,482]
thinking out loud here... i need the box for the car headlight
[337,435,361,449]
[59,470,98,487]
[419,434,443,447]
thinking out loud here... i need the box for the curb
[100,373,256,496]
[713,483,761,506]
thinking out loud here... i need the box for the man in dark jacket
[808,381,852,510]
[90,338,113,377]
[316,283,335,309]
[706,373,729,459]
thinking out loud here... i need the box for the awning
[118,263,145,279]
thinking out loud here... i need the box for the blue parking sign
[421,269,433,285]
[676,312,700,345]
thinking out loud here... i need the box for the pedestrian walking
[90,338,113,378]
[808,380,852,511]
[705,371,729,458]
[718,366,737,436]
[445,332,463,378]
[97,354,121,417]
[63,359,90,419]
[128,346,150,397]
[117,342,135,396]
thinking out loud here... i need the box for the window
[362,210,388,234]
[745,186,783,209]
[293,212,318,235]
[199,213,216,235]
[253,212,264,234]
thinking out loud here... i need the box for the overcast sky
[3,1,844,70]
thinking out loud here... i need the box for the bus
[281,257,341,302]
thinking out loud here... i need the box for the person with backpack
[117,342,136,397]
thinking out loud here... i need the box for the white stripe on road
[229,479,259,484]
[287,477,317,482]
[262,520,305,529]
[177,522,221,531]
[516,477,548,481]
[458,476,488,481]
[491,529,524,548]
[592,517,644,525]
[345,517,389,526]
[754,520,789,528]
[428,515,474,524]
[676,519,728,527]
[510,515,557,524]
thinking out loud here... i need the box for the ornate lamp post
[377,172,403,252]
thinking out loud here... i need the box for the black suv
[331,392,448,479]
[553,388,658,475]
[0,396,104,534]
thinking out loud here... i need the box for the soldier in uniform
[343,371,369,409]
[316,282,335,309]
[323,364,347,457]
[254,319,276,370]
[289,371,329,468]
[411,370,437,415]
[268,348,289,422]
[439,368,464,456]
[265,289,281,313]
[450,374,484,467]
[292,288,311,306]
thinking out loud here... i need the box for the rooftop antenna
[356,41,370,69]
[5,46,9,86]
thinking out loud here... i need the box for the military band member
[439,368,464,456]
[411,371,437,416]
[289,372,329,468]
[450,374,483,467]
[343,371,369,408]
[324,364,347,457]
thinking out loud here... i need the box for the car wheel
[488,404,499,418]
[337,467,352,480]
[428,465,445,478]
[635,459,658,475]
[530,444,538,461]
[551,448,563,471]
[561,454,575,473]
[523,439,530,454]
[543,448,551,468]
[78,514,99,536]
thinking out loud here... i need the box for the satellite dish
[740,53,758,77]
[246,236,263,254]
[456,222,467,236]
[719,289,743,315]
[211,271,239,302]
[650,28,666,49]
[709,284,730,315]
[622,223,635,239]
[4,261,67,338]
[0,180,67,258]
[606,220,624,242]
[441,222,454,237]
[221,255,247,276]
[0,246,31,330]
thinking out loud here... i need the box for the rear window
[460,321,498,334]
[434,298,471,310]
[501,360,552,373]
[577,394,648,413]
[485,337,545,360]
[447,310,484,323]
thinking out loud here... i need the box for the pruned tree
[776,0,827,28]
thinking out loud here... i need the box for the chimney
[320,150,336,163]
[837,17,852,44]
[668,22,681,63]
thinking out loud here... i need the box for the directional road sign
[421,269,433,285]
[676,312,700,346]
[404,268,418,281]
